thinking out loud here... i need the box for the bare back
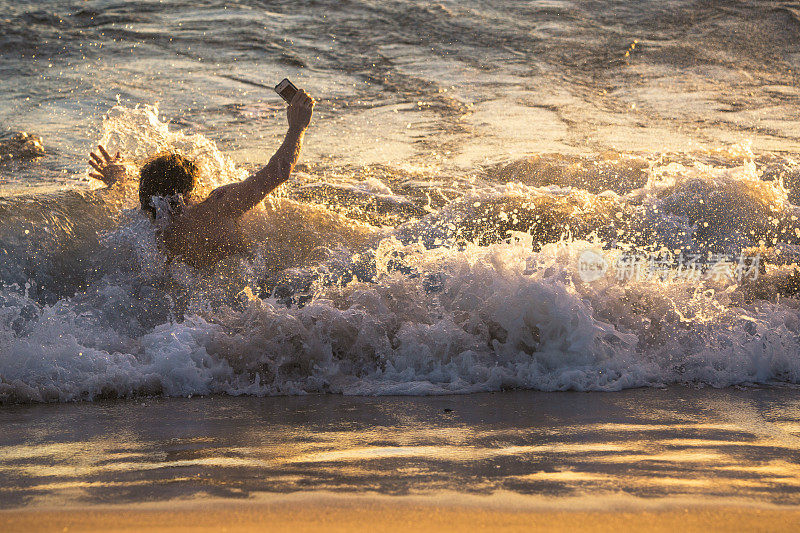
[161,206,248,268]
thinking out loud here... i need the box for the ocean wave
[2,105,800,403]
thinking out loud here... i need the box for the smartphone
[274,78,298,104]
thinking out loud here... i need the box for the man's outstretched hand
[198,87,314,218]
[88,144,126,186]
[287,89,315,132]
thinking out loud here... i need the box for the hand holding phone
[274,78,298,104]
[287,91,315,132]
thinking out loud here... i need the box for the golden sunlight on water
[2,387,800,508]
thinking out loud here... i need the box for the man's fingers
[89,172,105,180]
[98,145,112,162]
[90,152,103,165]
[290,90,304,107]
[115,151,121,160]
[89,160,104,173]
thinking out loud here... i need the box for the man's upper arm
[199,159,287,218]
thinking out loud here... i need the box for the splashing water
[2,104,800,403]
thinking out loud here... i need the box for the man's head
[139,153,198,218]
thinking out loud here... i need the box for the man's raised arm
[201,89,315,218]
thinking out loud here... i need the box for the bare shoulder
[190,183,236,215]
[205,183,236,202]
[210,182,237,195]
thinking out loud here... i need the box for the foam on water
[2,106,800,403]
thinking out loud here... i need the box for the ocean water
[2,0,800,403]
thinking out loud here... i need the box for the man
[89,89,315,268]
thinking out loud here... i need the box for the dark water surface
[2,0,800,189]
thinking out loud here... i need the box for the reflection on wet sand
[1,386,800,509]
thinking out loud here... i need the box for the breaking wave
[3,105,800,403]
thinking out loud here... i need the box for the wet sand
[2,387,800,530]
[3,493,800,533]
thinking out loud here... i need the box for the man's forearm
[271,126,305,182]
[253,88,314,197]
[250,125,305,197]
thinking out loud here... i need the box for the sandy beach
[4,493,800,533]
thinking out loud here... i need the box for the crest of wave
[206,235,648,395]
[98,104,247,189]
[3,230,800,403]
[629,148,799,253]
[205,229,800,395]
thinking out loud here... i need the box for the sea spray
[2,107,800,402]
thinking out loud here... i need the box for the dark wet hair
[139,153,198,218]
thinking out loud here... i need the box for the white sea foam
[2,107,800,403]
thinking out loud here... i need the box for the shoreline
[4,388,800,529]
